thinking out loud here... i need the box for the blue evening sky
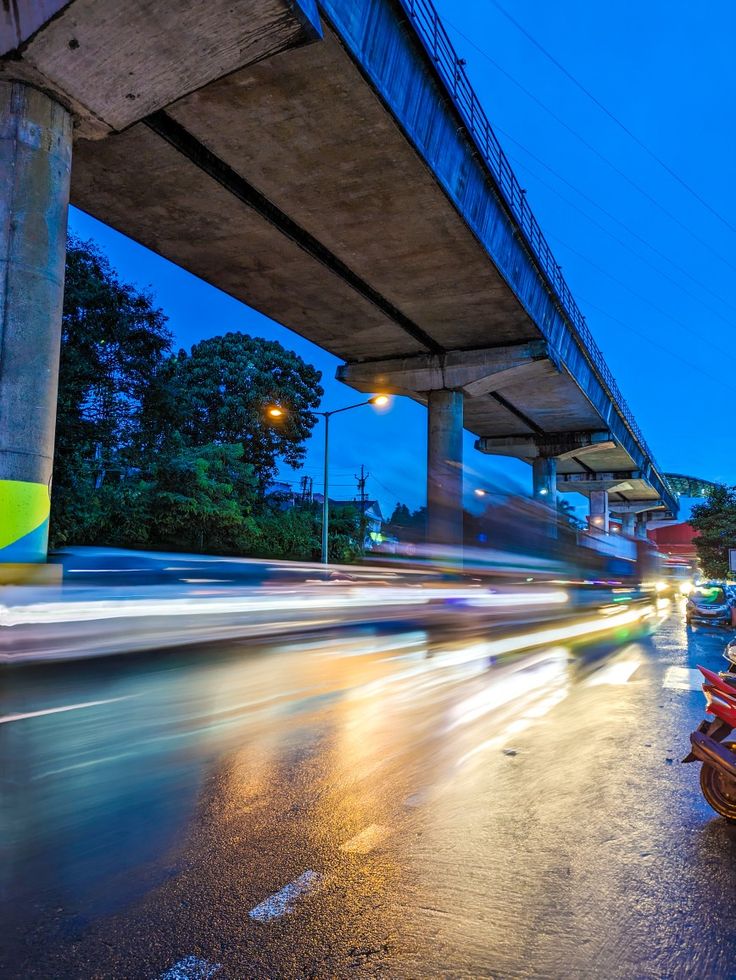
[69,0,732,520]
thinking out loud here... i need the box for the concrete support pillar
[0,83,72,562]
[621,513,636,537]
[636,515,649,540]
[532,457,557,507]
[589,490,609,534]
[427,389,463,549]
[532,455,558,538]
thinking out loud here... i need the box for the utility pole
[299,475,313,504]
[266,396,389,565]
[355,464,369,552]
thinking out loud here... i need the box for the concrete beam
[555,435,616,461]
[610,500,665,515]
[476,430,612,460]
[647,509,676,521]
[559,471,642,483]
[1,0,322,138]
[0,82,71,562]
[558,472,641,494]
[337,341,553,398]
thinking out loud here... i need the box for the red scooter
[684,665,736,820]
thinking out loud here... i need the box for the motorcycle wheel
[700,742,736,821]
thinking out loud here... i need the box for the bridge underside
[69,24,599,434]
[71,13,666,495]
[0,0,674,559]
[475,434,664,508]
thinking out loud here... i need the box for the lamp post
[266,395,389,564]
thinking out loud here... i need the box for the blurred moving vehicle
[684,664,736,820]
[685,585,733,627]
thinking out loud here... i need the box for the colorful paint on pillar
[0,480,51,562]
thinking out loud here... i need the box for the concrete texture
[0,1,67,54]
[621,512,636,536]
[337,342,554,398]
[532,456,557,507]
[610,500,662,515]
[590,490,610,534]
[0,0,321,139]
[0,82,71,560]
[427,389,463,547]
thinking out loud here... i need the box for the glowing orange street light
[266,394,391,563]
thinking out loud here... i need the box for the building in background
[647,522,699,564]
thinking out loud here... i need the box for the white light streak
[0,695,134,725]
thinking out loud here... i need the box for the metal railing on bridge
[401,0,667,488]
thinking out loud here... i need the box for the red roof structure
[647,522,699,563]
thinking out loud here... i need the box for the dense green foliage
[248,504,364,563]
[690,484,736,580]
[53,237,172,545]
[50,237,361,560]
[144,332,323,485]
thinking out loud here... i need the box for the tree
[52,236,171,545]
[248,502,364,563]
[147,332,323,490]
[51,240,330,560]
[390,503,411,525]
[389,503,426,530]
[690,484,736,580]
[148,442,258,554]
[326,505,365,563]
[251,508,320,562]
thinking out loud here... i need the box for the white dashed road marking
[341,824,390,853]
[159,956,221,979]
[586,659,642,686]
[249,870,321,922]
[662,667,703,691]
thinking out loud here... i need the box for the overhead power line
[547,229,717,342]
[486,0,736,238]
[574,290,732,393]
[494,125,736,318]
[441,16,736,280]
[505,146,736,331]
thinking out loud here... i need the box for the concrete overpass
[0,0,676,560]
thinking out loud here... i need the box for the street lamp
[266,394,390,564]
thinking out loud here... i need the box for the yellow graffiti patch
[0,479,50,550]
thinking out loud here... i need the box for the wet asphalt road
[3,601,736,979]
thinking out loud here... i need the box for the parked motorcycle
[684,664,736,819]
[725,637,736,673]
